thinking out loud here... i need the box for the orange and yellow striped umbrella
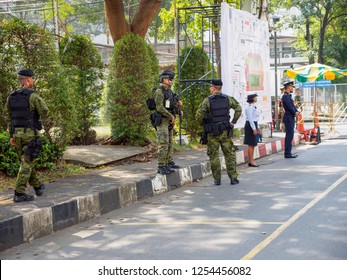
[284,63,347,82]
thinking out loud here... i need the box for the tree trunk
[104,0,162,42]
[213,0,222,77]
[318,8,330,64]
[305,20,314,64]
[132,0,162,37]
[154,16,159,49]
[258,0,263,19]
[214,28,221,78]
[104,0,129,42]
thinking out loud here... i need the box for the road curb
[0,134,301,252]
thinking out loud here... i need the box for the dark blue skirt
[244,121,258,146]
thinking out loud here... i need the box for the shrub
[175,46,213,140]
[106,34,159,146]
[0,132,60,176]
[0,25,17,132]
[60,35,105,145]
[0,132,19,176]
[0,18,76,152]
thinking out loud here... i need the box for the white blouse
[245,103,259,130]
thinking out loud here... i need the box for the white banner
[221,3,272,128]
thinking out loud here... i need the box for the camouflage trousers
[156,119,174,166]
[13,128,42,193]
[207,130,237,180]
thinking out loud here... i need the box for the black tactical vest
[209,94,230,123]
[161,86,176,115]
[205,94,231,136]
[8,89,40,133]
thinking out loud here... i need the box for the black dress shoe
[248,163,259,167]
[284,154,298,158]
[230,178,239,185]
[214,179,221,185]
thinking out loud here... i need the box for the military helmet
[159,70,175,82]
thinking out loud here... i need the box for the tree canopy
[158,0,240,43]
[271,0,347,64]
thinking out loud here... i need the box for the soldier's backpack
[146,98,156,110]
[146,88,157,111]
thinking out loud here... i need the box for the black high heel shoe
[248,163,259,167]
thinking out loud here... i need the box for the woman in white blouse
[244,93,260,167]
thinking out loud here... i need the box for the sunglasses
[169,78,173,81]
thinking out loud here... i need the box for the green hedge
[60,35,104,145]
[106,34,159,146]
[0,132,19,176]
[0,132,61,176]
[175,46,213,140]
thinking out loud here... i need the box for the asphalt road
[1,133,347,260]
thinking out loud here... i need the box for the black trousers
[283,114,295,156]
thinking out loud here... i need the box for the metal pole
[177,7,182,145]
[174,0,178,54]
[274,29,279,131]
[54,0,60,47]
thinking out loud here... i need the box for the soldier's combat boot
[230,178,239,185]
[165,165,176,173]
[214,179,221,185]
[13,191,34,203]
[168,161,180,169]
[34,183,45,196]
[158,166,170,175]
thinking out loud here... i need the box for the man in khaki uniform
[294,87,302,110]
[154,70,182,175]
[196,79,242,185]
[6,69,49,202]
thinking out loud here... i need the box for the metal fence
[299,83,347,131]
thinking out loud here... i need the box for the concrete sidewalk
[0,132,301,252]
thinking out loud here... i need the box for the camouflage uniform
[294,93,302,110]
[167,92,181,164]
[196,92,242,182]
[154,86,175,168]
[6,89,49,196]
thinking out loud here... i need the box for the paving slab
[63,145,149,167]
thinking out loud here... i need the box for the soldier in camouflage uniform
[167,81,183,168]
[154,70,182,175]
[6,69,49,202]
[196,79,242,185]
